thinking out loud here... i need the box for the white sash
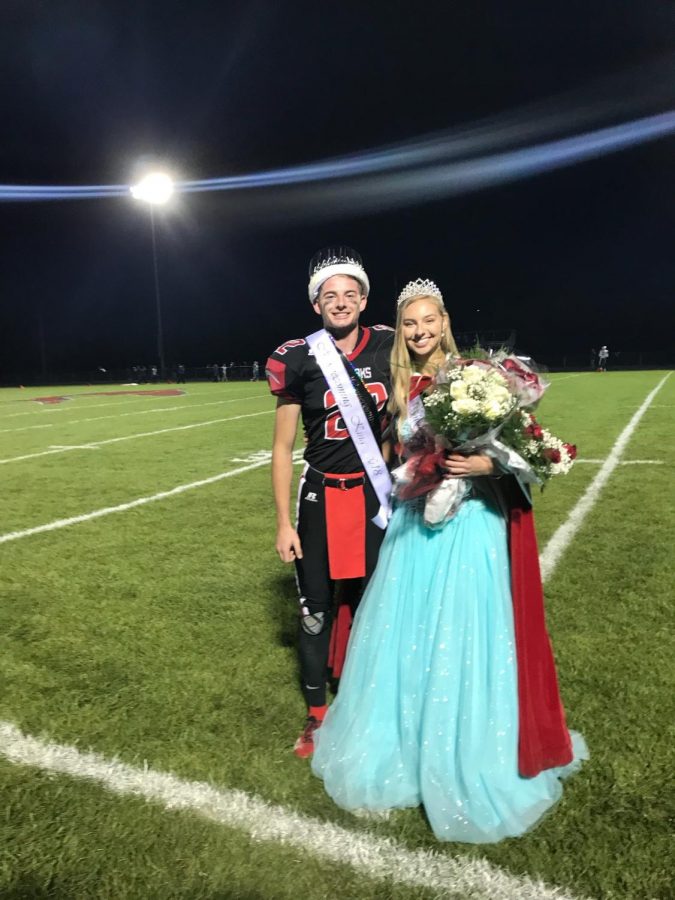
[306,329,391,529]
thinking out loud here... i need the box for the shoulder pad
[271,338,307,357]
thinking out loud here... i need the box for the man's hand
[441,452,495,478]
[276,523,304,562]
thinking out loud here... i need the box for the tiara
[397,278,443,306]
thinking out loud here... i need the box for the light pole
[130,172,174,379]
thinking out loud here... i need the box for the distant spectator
[589,348,596,369]
[150,365,158,383]
[221,363,228,382]
[598,346,609,371]
[251,360,259,381]
[176,363,186,383]
[211,363,220,382]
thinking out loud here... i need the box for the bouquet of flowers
[392,354,576,527]
[502,411,577,480]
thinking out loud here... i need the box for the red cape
[508,490,573,776]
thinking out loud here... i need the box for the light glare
[130,172,174,205]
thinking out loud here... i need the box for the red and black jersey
[266,325,394,474]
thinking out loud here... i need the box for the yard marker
[0,720,585,900]
[540,372,671,582]
[0,410,273,465]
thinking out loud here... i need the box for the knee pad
[299,598,329,635]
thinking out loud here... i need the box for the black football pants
[294,469,385,707]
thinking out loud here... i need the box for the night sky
[1,1,674,381]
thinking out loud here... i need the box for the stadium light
[130,172,174,205]
[130,172,175,378]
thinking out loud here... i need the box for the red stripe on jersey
[266,356,296,400]
[347,326,370,361]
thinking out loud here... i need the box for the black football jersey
[266,325,394,474]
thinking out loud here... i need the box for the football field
[0,371,672,900]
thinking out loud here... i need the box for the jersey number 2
[324,382,387,440]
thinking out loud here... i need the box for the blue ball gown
[311,486,587,843]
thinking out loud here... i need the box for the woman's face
[401,297,445,364]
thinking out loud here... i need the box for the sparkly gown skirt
[311,494,586,843]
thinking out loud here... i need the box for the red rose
[564,443,577,460]
[544,448,561,463]
[525,423,543,439]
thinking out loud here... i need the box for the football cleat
[293,716,321,758]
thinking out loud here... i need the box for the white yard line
[0,721,584,900]
[540,372,671,582]
[0,395,181,419]
[0,395,266,434]
[576,458,664,465]
[0,451,303,545]
[0,389,263,419]
[0,460,270,544]
[547,373,586,382]
[0,410,273,465]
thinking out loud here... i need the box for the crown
[312,254,360,274]
[397,278,443,306]
[309,246,363,278]
[307,245,370,301]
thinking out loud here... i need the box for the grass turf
[0,373,672,899]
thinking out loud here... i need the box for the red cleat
[293,716,321,758]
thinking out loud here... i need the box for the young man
[266,247,393,757]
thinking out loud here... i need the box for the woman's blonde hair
[388,293,459,429]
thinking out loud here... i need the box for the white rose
[481,398,508,420]
[450,381,468,399]
[462,366,484,384]
[452,397,480,415]
[488,385,511,402]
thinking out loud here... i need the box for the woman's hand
[440,452,494,478]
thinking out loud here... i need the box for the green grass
[0,373,673,899]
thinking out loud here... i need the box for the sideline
[539,372,671,581]
[0,720,584,900]
[0,410,273,466]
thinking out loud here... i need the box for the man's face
[312,275,367,336]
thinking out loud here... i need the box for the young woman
[311,279,586,843]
